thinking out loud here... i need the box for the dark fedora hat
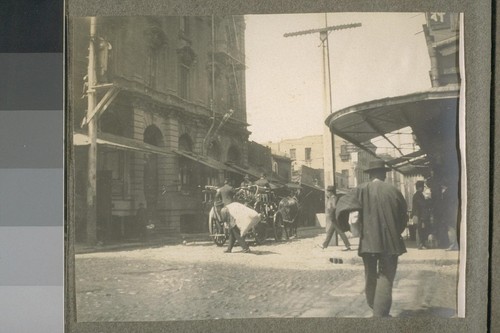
[363,160,391,173]
[326,185,336,192]
[415,180,425,188]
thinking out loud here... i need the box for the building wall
[71,16,249,241]
[266,135,324,172]
[248,141,273,174]
[266,135,376,190]
[272,156,292,182]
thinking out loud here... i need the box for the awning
[227,163,287,186]
[325,85,460,176]
[174,149,235,172]
[224,163,264,180]
[73,132,172,157]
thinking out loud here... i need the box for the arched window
[178,133,193,151]
[144,125,163,147]
[273,161,279,174]
[208,140,221,161]
[227,145,241,164]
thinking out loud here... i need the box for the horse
[273,195,300,241]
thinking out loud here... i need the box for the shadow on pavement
[245,250,277,256]
[397,306,456,318]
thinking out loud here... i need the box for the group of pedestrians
[319,159,460,317]
[411,179,459,251]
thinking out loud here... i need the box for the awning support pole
[86,17,98,245]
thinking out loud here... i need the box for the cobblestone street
[75,228,459,321]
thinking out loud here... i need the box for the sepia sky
[244,12,431,144]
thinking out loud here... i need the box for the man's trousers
[361,254,399,317]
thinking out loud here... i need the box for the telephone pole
[284,18,361,190]
[285,17,361,246]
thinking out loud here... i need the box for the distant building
[266,135,323,177]
[265,135,377,190]
[272,154,292,183]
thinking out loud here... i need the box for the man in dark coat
[344,160,408,317]
[412,180,431,249]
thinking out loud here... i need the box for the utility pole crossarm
[283,23,362,38]
[283,19,362,192]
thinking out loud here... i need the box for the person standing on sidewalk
[320,186,351,251]
[441,180,459,251]
[412,181,431,250]
[343,160,408,317]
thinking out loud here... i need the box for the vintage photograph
[69,12,463,321]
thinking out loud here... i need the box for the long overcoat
[353,180,408,256]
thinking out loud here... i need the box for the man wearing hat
[320,185,351,251]
[343,160,408,317]
[411,180,431,250]
[240,174,252,188]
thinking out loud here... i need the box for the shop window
[289,148,296,160]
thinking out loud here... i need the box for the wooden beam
[84,86,120,125]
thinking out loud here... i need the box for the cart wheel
[254,223,267,245]
[214,234,226,247]
[212,220,227,247]
[274,214,284,241]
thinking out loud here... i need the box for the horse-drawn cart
[204,183,300,246]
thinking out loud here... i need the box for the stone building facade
[71,16,250,242]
